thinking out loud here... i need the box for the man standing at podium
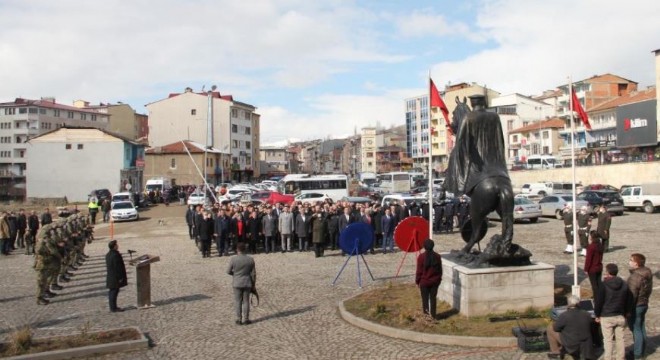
[227,242,256,325]
[106,240,127,312]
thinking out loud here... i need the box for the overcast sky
[1,0,658,145]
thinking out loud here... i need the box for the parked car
[111,192,132,204]
[583,184,619,192]
[520,182,575,197]
[488,196,541,223]
[90,189,112,203]
[340,196,373,205]
[187,192,206,206]
[294,192,331,205]
[110,201,139,222]
[620,183,660,213]
[538,195,591,219]
[576,190,624,215]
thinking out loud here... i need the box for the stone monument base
[438,254,554,317]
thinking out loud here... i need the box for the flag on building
[571,88,591,130]
[430,79,452,135]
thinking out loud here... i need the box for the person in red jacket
[415,239,443,318]
[584,230,603,303]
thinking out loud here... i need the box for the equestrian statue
[444,94,531,266]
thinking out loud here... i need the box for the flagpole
[428,71,434,239]
[569,77,580,298]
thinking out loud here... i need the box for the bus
[376,172,412,193]
[277,174,348,202]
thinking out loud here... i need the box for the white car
[187,192,207,206]
[488,197,542,223]
[111,192,132,204]
[538,195,590,219]
[110,201,139,222]
[295,192,331,204]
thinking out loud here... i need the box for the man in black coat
[246,211,261,254]
[546,295,595,359]
[185,205,195,240]
[214,209,231,256]
[105,240,127,312]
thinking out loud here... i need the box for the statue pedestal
[438,254,554,317]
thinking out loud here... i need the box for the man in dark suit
[227,242,256,325]
[214,209,231,256]
[294,210,311,252]
[381,208,395,253]
[105,240,127,312]
[246,211,260,254]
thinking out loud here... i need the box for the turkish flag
[430,79,453,135]
[571,88,591,130]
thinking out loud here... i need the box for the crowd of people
[184,197,473,258]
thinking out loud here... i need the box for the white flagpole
[428,71,434,239]
[569,78,580,298]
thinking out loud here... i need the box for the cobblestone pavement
[1,205,658,359]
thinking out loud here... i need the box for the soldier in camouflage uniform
[34,225,65,304]
[53,223,73,283]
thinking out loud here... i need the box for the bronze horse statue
[445,95,516,260]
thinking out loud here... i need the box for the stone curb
[3,326,149,360]
[338,297,518,348]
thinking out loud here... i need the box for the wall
[508,162,660,190]
[27,141,123,202]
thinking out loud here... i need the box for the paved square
[1,205,657,359]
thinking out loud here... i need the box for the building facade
[74,101,146,140]
[144,140,224,186]
[26,127,144,202]
[0,98,110,200]
[507,119,566,163]
[360,127,377,174]
[145,87,259,183]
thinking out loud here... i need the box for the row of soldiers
[34,213,95,305]
[561,204,612,255]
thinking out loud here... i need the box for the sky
[1,0,659,146]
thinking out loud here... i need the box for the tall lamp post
[204,85,216,204]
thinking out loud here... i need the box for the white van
[381,194,427,208]
[521,182,575,197]
[526,155,561,169]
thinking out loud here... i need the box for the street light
[204,85,216,204]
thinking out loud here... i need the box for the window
[19,150,24,158]
[91,114,97,121]
[232,124,238,133]
[81,113,87,120]
[366,152,374,158]
[65,144,72,150]
[245,127,251,135]
[67,111,74,119]
[246,155,251,164]
[4,108,16,115]
[39,108,46,114]
[232,140,239,148]
[15,137,21,143]
[77,144,83,150]
[19,108,27,114]
[512,135,519,143]
[245,141,251,149]
[191,109,196,115]
[28,108,38,114]
[54,110,60,117]
[170,158,176,168]
[243,111,250,120]
[542,131,549,139]
[231,109,238,118]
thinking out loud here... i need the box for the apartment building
[145,87,260,183]
[507,119,565,162]
[0,97,109,200]
[74,100,146,140]
[144,140,225,186]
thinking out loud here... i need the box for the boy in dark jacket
[595,263,631,360]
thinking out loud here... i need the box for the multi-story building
[555,74,638,160]
[507,119,566,162]
[490,93,554,164]
[406,82,499,175]
[0,97,110,200]
[259,145,299,177]
[145,87,260,183]
[74,100,146,140]
[341,136,361,177]
[587,87,657,164]
[360,127,377,174]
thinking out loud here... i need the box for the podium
[129,254,160,309]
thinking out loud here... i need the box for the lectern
[129,254,160,309]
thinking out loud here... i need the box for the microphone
[127,249,137,259]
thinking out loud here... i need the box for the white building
[0,97,110,200]
[26,127,145,202]
[146,87,260,182]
